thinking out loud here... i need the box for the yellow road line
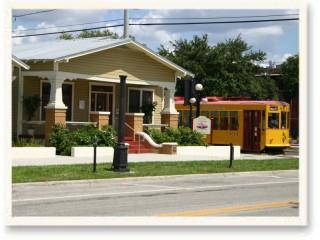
[157,201,299,217]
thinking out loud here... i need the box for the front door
[243,110,261,152]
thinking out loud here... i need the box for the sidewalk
[12,153,298,167]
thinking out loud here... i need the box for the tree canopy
[158,34,279,100]
[279,54,299,101]
[58,30,120,40]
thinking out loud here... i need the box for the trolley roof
[174,96,289,106]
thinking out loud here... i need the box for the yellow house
[12,37,193,141]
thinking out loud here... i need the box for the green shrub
[49,124,117,156]
[13,138,44,147]
[147,127,205,146]
[49,124,72,155]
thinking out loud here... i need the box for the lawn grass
[12,158,299,183]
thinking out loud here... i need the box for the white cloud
[269,53,293,64]
[235,26,283,37]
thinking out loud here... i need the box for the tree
[58,29,136,40]
[58,32,73,40]
[279,54,299,101]
[159,34,278,99]
[58,29,119,40]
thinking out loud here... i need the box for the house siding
[59,46,175,82]
[73,80,89,122]
[25,61,53,71]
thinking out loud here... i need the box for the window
[268,112,279,129]
[281,111,287,129]
[41,82,73,121]
[230,111,238,130]
[128,89,154,124]
[211,111,219,130]
[178,110,183,127]
[220,111,229,130]
[90,84,113,124]
[201,111,210,118]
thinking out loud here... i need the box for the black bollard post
[93,135,98,172]
[229,143,234,168]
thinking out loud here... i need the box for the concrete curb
[12,169,299,186]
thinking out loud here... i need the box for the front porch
[17,74,179,143]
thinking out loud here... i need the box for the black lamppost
[112,75,129,172]
[189,83,207,118]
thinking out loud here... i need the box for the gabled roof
[13,37,193,76]
[12,55,30,70]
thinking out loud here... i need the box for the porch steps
[125,137,154,154]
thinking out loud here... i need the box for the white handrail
[125,122,136,141]
[135,132,163,148]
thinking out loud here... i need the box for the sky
[12,9,299,65]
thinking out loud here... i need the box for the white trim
[21,71,177,89]
[125,113,145,116]
[39,80,74,121]
[12,55,30,70]
[88,82,115,128]
[127,87,155,124]
[89,111,110,115]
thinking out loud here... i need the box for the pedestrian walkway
[12,153,298,167]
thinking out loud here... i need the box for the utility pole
[123,9,129,38]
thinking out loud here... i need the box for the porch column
[161,87,179,128]
[125,113,145,139]
[44,77,67,144]
[90,111,110,129]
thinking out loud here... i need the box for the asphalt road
[12,170,299,217]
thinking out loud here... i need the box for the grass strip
[12,158,298,183]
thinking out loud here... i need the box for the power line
[132,13,299,20]
[13,23,124,38]
[12,18,299,38]
[13,9,56,18]
[130,18,299,26]
[15,13,298,33]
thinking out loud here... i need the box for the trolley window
[220,111,229,130]
[212,111,219,130]
[184,111,190,127]
[268,112,279,129]
[230,111,238,130]
[281,111,288,129]
[201,111,210,118]
[178,110,183,127]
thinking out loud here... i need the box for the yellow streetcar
[175,96,290,152]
